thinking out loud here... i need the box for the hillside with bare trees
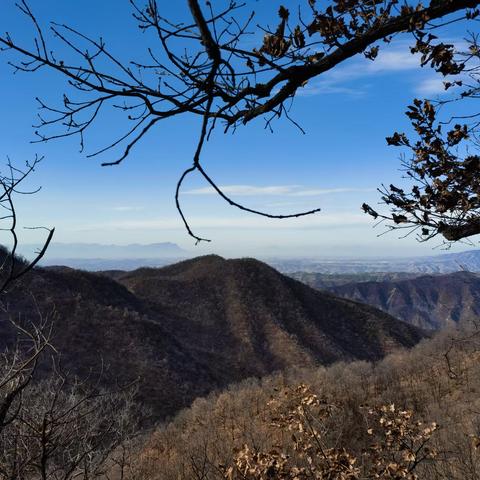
[133,326,480,480]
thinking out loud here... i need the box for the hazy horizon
[14,240,478,265]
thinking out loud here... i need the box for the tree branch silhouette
[1,0,479,241]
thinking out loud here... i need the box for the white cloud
[415,77,447,96]
[298,41,470,98]
[289,187,375,197]
[185,185,374,197]
[281,38,472,98]
[298,82,366,97]
[263,201,311,208]
[299,45,421,96]
[111,206,144,212]
[326,48,421,82]
[415,74,468,96]
[367,49,419,73]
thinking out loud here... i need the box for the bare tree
[0,156,55,448]
[0,156,54,292]
[0,249,140,480]
[0,365,140,480]
[1,0,478,243]
[0,315,53,436]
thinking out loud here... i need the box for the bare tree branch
[1,0,479,241]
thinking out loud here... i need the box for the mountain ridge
[0,255,426,420]
[322,271,480,330]
[115,255,425,367]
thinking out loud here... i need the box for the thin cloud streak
[184,185,374,197]
[415,77,447,95]
[415,73,469,96]
[111,206,144,212]
[298,41,468,98]
[184,185,300,196]
[75,213,371,232]
[297,83,366,97]
[299,46,420,97]
[289,188,375,197]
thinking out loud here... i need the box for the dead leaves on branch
[259,1,449,64]
[260,0,397,60]
[223,384,438,480]
[364,97,480,242]
[411,34,465,76]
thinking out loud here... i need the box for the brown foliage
[224,386,437,480]
[363,31,480,243]
[135,326,480,480]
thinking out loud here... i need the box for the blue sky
[0,1,476,259]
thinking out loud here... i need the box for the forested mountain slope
[135,327,480,480]
[0,255,425,420]
[115,255,424,371]
[326,271,480,330]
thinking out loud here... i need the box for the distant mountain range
[269,248,480,274]
[34,242,187,261]
[0,255,424,420]
[293,271,480,331]
[42,257,182,271]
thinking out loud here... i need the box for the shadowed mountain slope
[327,271,480,330]
[115,256,425,376]
[0,267,218,421]
[289,272,424,289]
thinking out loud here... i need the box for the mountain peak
[119,255,425,367]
